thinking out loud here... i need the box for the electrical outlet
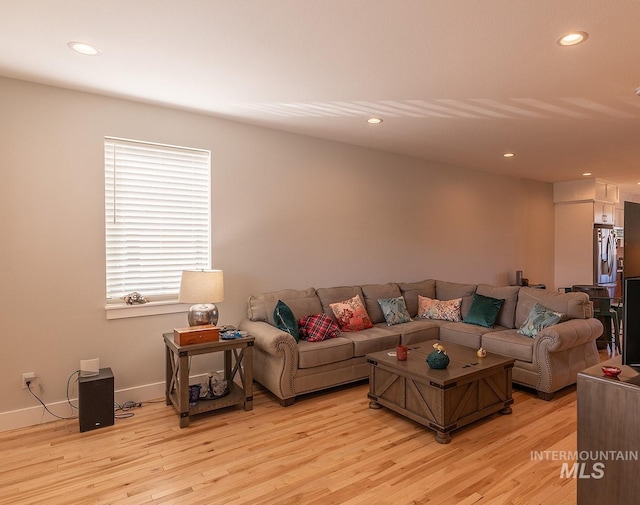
[22,372,36,389]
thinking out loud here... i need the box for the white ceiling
[2,0,640,193]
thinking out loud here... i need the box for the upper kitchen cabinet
[554,179,619,224]
[594,201,616,225]
[554,179,620,205]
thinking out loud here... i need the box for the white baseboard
[0,381,166,433]
[0,371,225,433]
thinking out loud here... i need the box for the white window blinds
[105,137,211,302]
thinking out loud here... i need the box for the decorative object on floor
[427,342,450,369]
[188,384,201,405]
[207,372,230,398]
[179,269,224,326]
[477,347,487,358]
[122,291,148,305]
[601,365,622,377]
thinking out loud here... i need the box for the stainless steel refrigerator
[594,224,617,297]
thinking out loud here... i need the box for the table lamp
[178,269,224,326]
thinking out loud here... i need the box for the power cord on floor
[67,370,80,410]
[114,400,142,418]
[114,399,166,418]
[26,380,78,420]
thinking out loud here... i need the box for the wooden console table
[577,356,640,504]
[163,333,254,428]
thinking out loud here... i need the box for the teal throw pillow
[274,300,299,341]
[463,293,505,328]
[377,296,412,326]
[517,303,564,338]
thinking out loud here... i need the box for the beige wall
[0,76,554,428]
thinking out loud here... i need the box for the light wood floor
[0,378,581,505]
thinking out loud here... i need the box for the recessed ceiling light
[583,172,592,176]
[503,153,515,158]
[67,41,101,56]
[366,117,383,124]
[557,32,589,46]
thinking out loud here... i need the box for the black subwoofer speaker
[79,367,114,432]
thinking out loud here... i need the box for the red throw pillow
[329,294,374,331]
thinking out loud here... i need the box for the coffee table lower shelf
[367,341,514,444]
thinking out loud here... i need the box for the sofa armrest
[238,319,298,401]
[533,317,603,394]
[239,319,297,357]
[534,318,603,353]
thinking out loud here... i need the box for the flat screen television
[623,201,640,367]
[623,277,640,367]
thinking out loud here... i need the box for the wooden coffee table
[366,340,514,444]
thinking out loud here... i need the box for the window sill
[105,300,190,320]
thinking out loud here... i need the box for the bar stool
[571,285,621,356]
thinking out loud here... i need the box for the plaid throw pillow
[298,314,341,342]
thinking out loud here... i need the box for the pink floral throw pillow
[417,295,462,322]
[329,294,374,331]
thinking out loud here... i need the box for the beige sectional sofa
[239,280,603,405]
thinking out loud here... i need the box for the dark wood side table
[163,333,254,428]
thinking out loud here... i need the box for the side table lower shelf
[163,333,254,428]
[166,382,246,418]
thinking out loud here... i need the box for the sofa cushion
[435,280,477,318]
[297,337,354,368]
[378,296,412,326]
[274,300,300,341]
[341,326,401,357]
[317,286,364,318]
[481,329,534,362]
[515,287,590,327]
[398,279,436,317]
[298,314,341,342]
[439,321,504,349]
[476,284,520,329]
[517,303,564,338]
[329,295,374,331]
[361,283,402,323]
[418,295,462,322]
[395,319,442,345]
[463,293,504,328]
[248,287,322,324]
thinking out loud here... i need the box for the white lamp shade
[178,270,224,303]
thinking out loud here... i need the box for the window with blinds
[104,137,211,302]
